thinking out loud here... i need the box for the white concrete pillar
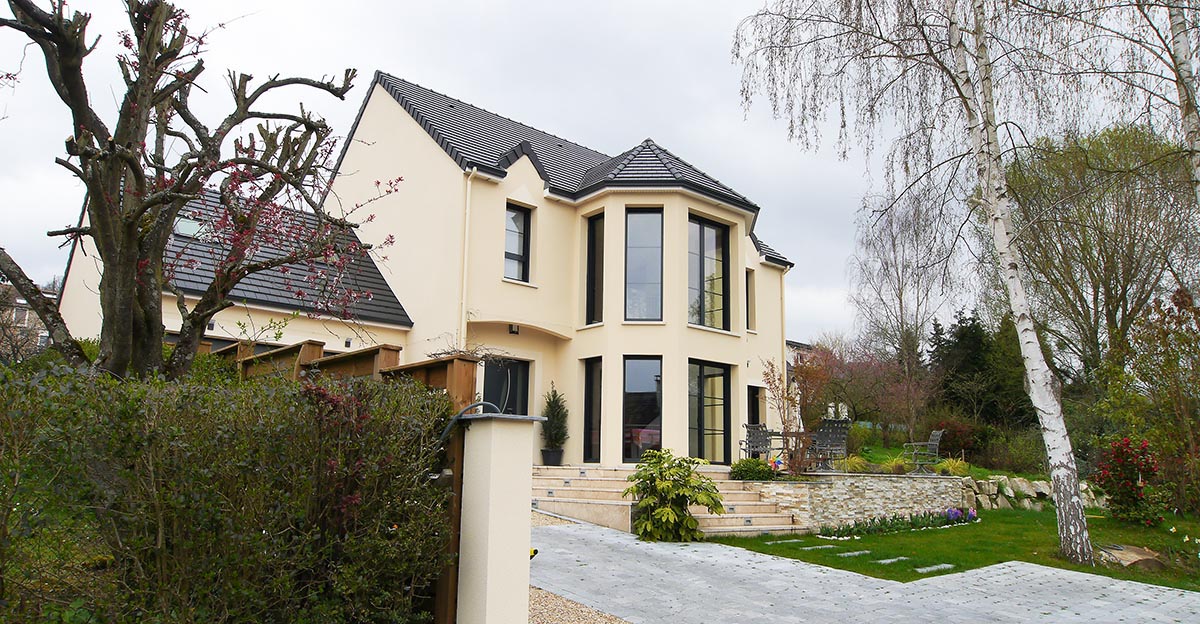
[457,413,543,623]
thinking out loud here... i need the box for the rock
[1031,501,1044,512]
[964,477,980,493]
[979,480,997,496]
[1032,480,1052,499]
[1017,498,1033,510]
[962,492,977,509]
[995,495,1013,510]
[1080,489,1096,509]
[1010,477,1036,499]
[1099,545,1165,571]
[992,476,1014,498]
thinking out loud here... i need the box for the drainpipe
[459,168,478,350]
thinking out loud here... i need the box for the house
[326,73,793,466]
[58,71,794,467]
[0,281,54,363]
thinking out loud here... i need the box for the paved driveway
[530,523,1200,623]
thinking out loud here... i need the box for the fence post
[455,411,543,624]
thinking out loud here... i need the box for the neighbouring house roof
[166,196,412,328]
[372,73,790,265]
[751,234,794,268]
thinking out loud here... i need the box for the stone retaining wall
[744,473,963,529]
[741,473,1106,530]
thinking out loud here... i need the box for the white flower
[1170,526,1177,533]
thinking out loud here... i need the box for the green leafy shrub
[833,454,870,473]
[730,457,776,481]
[1,367,453,623]
[977,427,1046,474]
[847,422,879,454]
[540,382,569,449]
[624,449,723,541]
[934,457,972,476]
[929,416,991,459]
[1094,437,1166,527]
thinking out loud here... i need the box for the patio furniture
[782,431,816,473]
[811,418,850,471]
[740,423,784,459]
[902,429,944,473]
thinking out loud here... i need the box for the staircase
[531,465,811,537]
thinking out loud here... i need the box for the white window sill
[747,329,759,335]
[688,323,739,337]
[579,322,604,331]
[623,320,666,326]
[502,277,538,289]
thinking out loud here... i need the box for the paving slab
[531,522,1200,623]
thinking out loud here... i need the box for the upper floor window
[586,213,604,324]
[746,268,757,331]
[12,307,28,327]
[625,209,662,321]
[504,204,531,282]
[688,216,729,330]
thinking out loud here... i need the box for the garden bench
[740,423,784,459]
[811,418,850,471]
[902,429,944,473]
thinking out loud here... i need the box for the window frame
[585,213,604,324]
[583,357,602,463]
[504,203,532,282]
[688,215,730,330]
[622,355,663,463]
[624,208,663,322]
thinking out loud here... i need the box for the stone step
[533,465,731,478]
[531,498,632,533]
[532,487,630,502]
[693,512,796,528]
[532,476,633,490]
[698,524,813,538]
[689,501,779,515]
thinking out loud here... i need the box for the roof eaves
[568,178,761,214]
[376,74,472,172]
[495,140,550,185]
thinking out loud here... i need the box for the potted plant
[540,383,569,466]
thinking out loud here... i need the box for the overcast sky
[0,0,871,342]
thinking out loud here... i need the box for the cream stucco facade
[330,83,791,466]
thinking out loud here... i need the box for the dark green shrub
[1094,437,1166,527]
[978,427,1046,473]
[540,382,569,449]
[847,422,879,454]
[730,457,775,481]
[2,368,453,623]
[624,449,723,541]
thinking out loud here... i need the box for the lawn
[712,509,1200,592]
[857,445,1045,481]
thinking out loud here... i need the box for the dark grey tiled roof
[373,73,761,213]
[165,197,412,328]
[751,233,793,268]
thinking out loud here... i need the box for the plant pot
[541,448,564,466]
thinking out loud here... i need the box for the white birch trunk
[949,0,1094,565]
[1167,6,1200,207]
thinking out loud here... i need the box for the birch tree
[735,0,1095,563]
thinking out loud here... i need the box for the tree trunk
[0,246,89,367]
[953,0,1093,564]
[1167,6,1200,207]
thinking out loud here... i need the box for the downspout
[458,168,478,350]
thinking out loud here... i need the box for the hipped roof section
[373,74,796,270]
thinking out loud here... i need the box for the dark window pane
[688,216,729,330]
[483,359,529,415]
[623,356,662,462]
[586,214,604,324]
[584,357,602,462]
[505,205,531,282]
[625,210,662,320]
[687,360,729,464]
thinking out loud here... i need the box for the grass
[712,508,1200,592]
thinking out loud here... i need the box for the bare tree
[735,0,1094,563]
[0,1,378,379]
[1006,127,1199,381]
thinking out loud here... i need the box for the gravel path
[530,511,630,623]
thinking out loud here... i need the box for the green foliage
[847,422,879,454]
[0,367,453,622]
[540,382,569,449]
[833,454,870,473]
[730,457,776,481]
[934,457,971,476]
[624,449,724,541]
[880,456,912,474]
[976,427,1046,474]
[928,311,1035,429]
[818,508,976,538]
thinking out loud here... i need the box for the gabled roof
[373,73,762,214]
[166,196,412,328]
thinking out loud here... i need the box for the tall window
[583,357,602,463]
[623,356,662,462]
[586,214,604,324]
[625,209,662,321]
[688,216,728,329]
[688,360,730,464]
[746,268,757,331]
[483,358,530,415]
[504,204,531,282]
